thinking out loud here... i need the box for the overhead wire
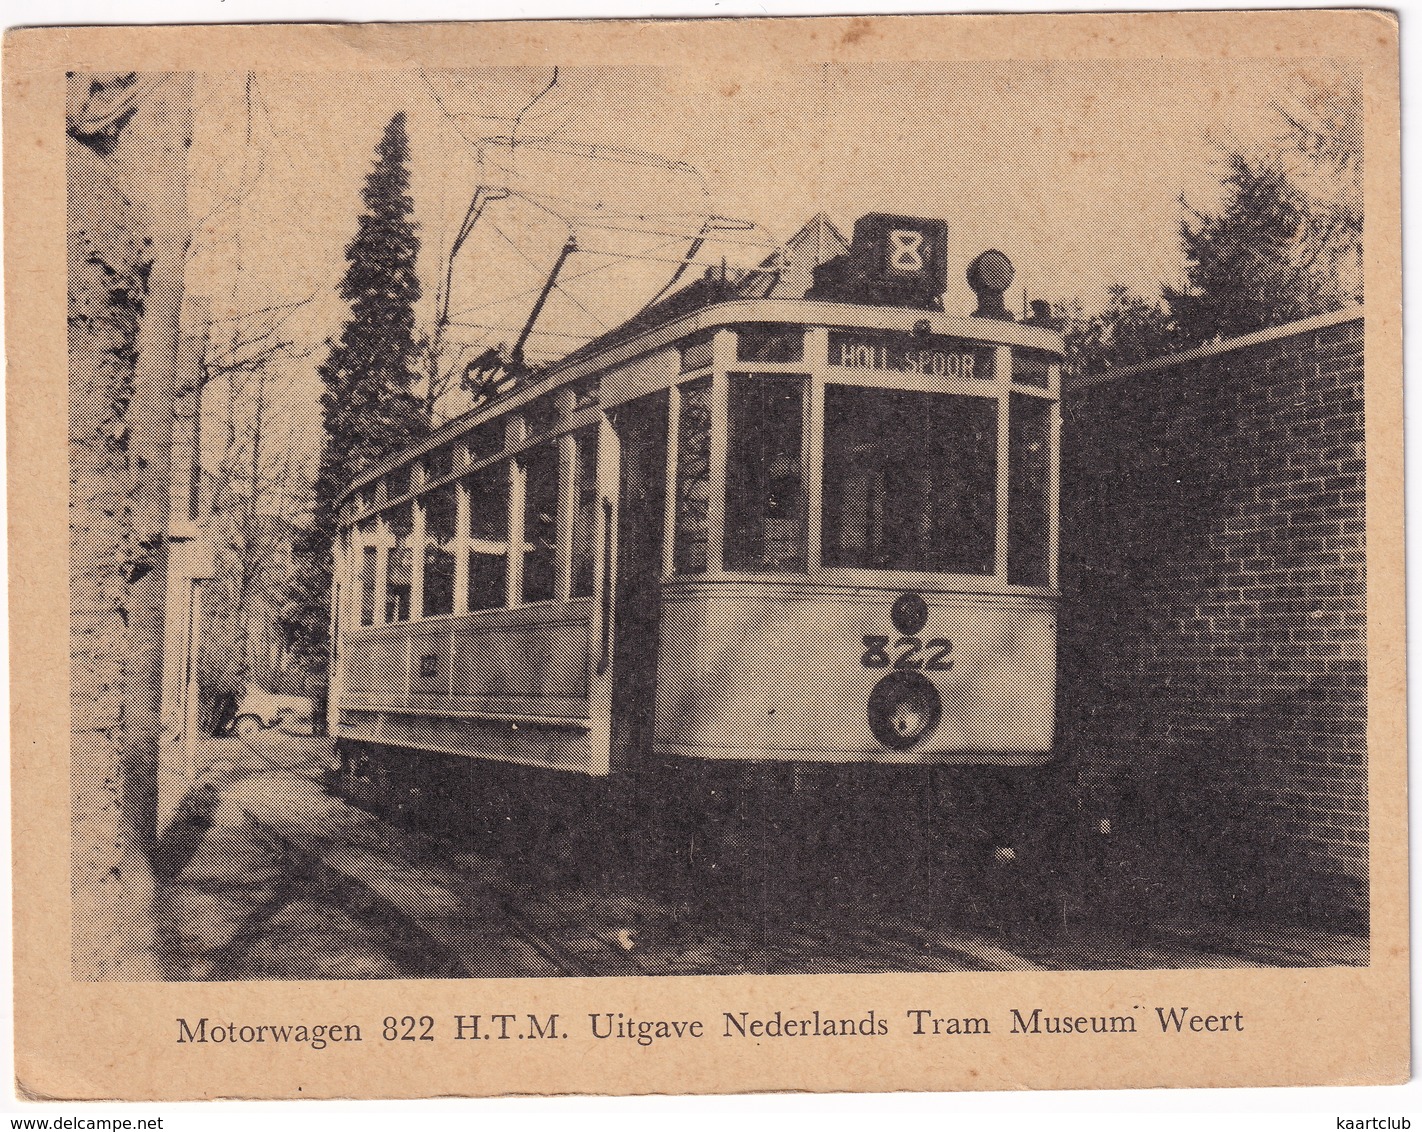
[418,69,490,156]
[501,189,772,250]
[443,233,693,321]
[555,219,779,250]
[542,104,581,143]
[413,69,772,382]
[187,74,352,331]
[250,76,305,179]
[476,135,711,195]
[203,294,318,325]
[508,68,560,170]
[484,219,608,329]
[445,321,595,340]
[192,73,270,231]
[504,188,754,224]
[574,246,761,270]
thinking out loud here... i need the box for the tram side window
[822,387,997,575]
[385,464,412,501]
[1012,348,1053,390]
[570,431,598,598]
[424,444,455,483]
[357,518,377,627]
[466,463,508,612]
[386,502,414,621]
[725,374,806,573]
[521,443,559,603]
[421,485,458,616]
[737,325,804,363]
[465,420,504,465]
[1008,394,1052,586]
[673,379,712,574]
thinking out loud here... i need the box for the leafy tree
[285,112,428,685]
[1273,71,1363,306]
[1060,72,1362,372]
[1056,286,1184,383]
[1162,154,1351,343]
[1162,73,1362,343]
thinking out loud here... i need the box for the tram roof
[339,297,1062,506]
[339,214,1062,504]
[551,211,851,369]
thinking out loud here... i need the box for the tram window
[821,387,998,575]
[673,379,712,574]
[421,485,458,616]
[465,420,503,465]
[385,502,414,622]
[466,463,508,612]
[521,443,559,603]
[424,444,454,483]
[680,332,714,374]
[1008,394,1052,586]
[570,431,598,598]
[726,374,806,573]
[385,464,412,501]
[357,519,377,627]
[1012,348,1053,389]
[523,396,559,440]
[737,325,804,363]
[573,377,600,410]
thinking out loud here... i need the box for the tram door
[609,392,669,769]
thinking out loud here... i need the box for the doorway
[609,392,668,769]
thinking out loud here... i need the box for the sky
[181,56,1356,428]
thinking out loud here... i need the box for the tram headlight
[867,671,942,750]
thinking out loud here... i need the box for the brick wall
[1058,312,1366,928]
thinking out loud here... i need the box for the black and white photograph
[12,7,1406,1102]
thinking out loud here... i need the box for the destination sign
[828,331,994,379]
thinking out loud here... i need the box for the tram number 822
[861,635,954,671]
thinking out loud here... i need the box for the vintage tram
[329,213,1062,875]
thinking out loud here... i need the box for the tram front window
[1008,393,1053,586]
[569,431,598,598]
[673,380,712,574]
[822,387,998,575]
[726,374,806,572]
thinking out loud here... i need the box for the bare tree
[196,338,318,704]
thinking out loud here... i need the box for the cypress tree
[285,111,427,683]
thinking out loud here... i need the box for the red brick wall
[1059,315,1366,927]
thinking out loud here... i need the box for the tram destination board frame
[7,9,1406,1100]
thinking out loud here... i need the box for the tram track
[170,737,1361,980]
[228,757,1349,977]
[243,803,645,978]
[238,799,1343,977]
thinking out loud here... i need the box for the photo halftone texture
[70,58,1367,982]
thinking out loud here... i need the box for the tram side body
[329,300,1063,857]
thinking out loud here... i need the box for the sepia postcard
[6,9,1406,1100]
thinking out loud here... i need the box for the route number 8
[889,230,924,273]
